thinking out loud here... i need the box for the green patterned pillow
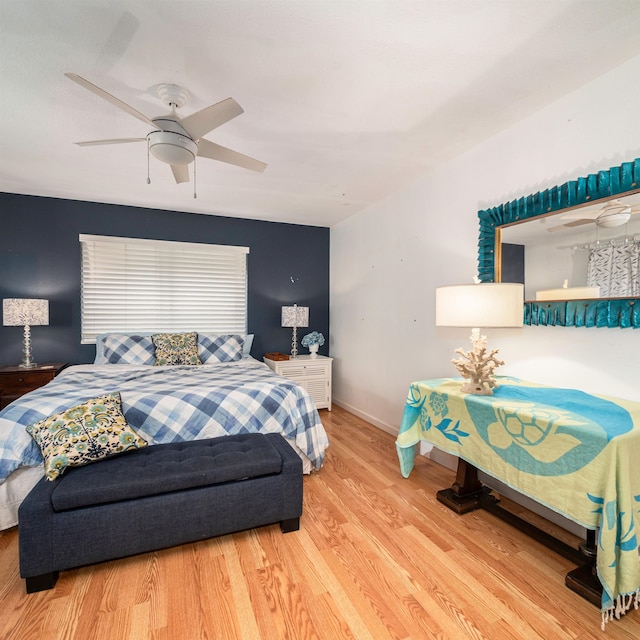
[26,393,148,481]
[152,331,201,366]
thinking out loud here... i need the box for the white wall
[330,54,640,434]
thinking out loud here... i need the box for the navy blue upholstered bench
[19,432,303,592]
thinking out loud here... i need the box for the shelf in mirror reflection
[535,286,600,301]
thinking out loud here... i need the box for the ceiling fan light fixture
[147,130,197,165]
[596,211,631,228]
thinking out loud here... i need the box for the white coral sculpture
[451,329,504,395]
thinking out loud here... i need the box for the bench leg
[280,517,300,533]
[26,571,59,593]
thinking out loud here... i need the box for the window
[80,234,249,343]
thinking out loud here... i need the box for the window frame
[79,234,249,344]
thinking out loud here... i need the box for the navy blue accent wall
[0,193,329,365]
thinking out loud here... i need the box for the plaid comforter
[0,359,329,482]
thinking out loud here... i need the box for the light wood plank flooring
[2,405,640,639]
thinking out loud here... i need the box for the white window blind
[80,234,249,343]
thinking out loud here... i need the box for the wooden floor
[2,406,640,640]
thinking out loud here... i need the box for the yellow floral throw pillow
[26,393,148,480]
[152,331,201,366]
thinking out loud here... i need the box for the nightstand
[264,354,332,411]
[0,363,68,409]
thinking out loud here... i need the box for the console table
[396,376,640,625]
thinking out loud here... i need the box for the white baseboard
[428,447,457,470]
[332,399,398,436]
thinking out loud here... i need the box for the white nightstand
[264,354,333,411]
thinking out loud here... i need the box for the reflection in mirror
[501,194,640,300]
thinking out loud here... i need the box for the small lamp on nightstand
[281,304,309,358]
[435,282,523,395]
[2,298,49,368]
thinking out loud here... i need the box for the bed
[0,332,329,530]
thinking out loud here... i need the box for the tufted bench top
[50,433,283,512]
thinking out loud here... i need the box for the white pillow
[243,334,254,357]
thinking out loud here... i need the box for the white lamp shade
[281,304,309,328]
[3,298,49,326]
[435,283,523,328]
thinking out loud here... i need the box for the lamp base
[20,324,37,369]
[452,328,504,395]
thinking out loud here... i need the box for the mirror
[477,157,640,328]
[500,194,640,300]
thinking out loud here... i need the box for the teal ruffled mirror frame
[477,158,640,329]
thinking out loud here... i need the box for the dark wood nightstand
[0,363,68,409]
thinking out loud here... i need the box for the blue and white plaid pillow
[102,334,156,365]
[198,334,244,363]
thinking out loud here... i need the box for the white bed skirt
[0,466,43,530]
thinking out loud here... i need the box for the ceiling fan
[547,198,640,232]
[64,73,267,187]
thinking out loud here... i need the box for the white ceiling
[2,1,640,228]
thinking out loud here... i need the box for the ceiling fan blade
[547,219,593,232]
[197,138,267,173]
[75,138,146,146]
[561,209,600,221]
[65,72,157,128]
[563,198,640,222]
[180,98,244,139]
[601,199,633,215]
[565,219,594,227]
[171,164,190,184]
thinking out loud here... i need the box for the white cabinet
[264,354,332,411]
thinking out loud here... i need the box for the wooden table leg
[565,529,602,606]
[436,458,492,514]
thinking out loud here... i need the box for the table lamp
[3,298,50,368]
[435,283,523,395]
[281,304,309,358]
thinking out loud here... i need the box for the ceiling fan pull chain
[146,138,151,184]
[193,157,197,199]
